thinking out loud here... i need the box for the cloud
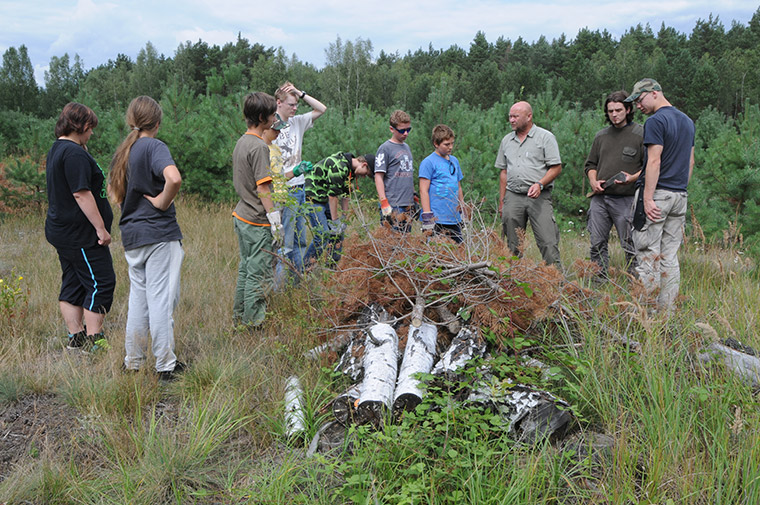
[175,28,238,47]
[1,0,758,85]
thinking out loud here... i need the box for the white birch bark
[357,323,399,424]
[393,323,438,413]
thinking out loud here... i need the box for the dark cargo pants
[587,194,636,275]
[501,189,561,267]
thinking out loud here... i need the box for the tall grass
[0,197,758,503]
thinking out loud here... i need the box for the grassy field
[0,197,759,504]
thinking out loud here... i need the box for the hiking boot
[66,330,88,349]
[157,360,187,383]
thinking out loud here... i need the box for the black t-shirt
[45,139,113,249]
[118,137,182,250]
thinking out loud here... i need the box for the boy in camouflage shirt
[303,152,375,267]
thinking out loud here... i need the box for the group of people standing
[497,78,694,313]
[43,76,693,380]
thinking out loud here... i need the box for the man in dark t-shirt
[624,78,695,312]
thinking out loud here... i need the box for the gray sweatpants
[124,240,184,372]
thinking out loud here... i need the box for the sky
[1,0,758,86]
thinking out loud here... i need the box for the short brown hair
[431,124,454,147]
[389,110,411,128]
[275,81,298,102]
[604,90,634,125]
[55,102,98,138]
[243,92,277,127]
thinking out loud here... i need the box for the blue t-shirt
[419,152,463,225]
[642,106,695,192]
[119,137,183,250]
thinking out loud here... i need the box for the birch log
[393,323,438,415]
[468,375,573,444]
[284,376,306,437]
[333,384,362,426]
[356,323,399,426]
[698,342,760,387]
[431,326,486,379]
[334,337,365,382]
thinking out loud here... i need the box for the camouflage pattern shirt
[305,152,355,203]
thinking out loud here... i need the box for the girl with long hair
[109,96,185,381]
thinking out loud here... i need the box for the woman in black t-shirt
[45,102,115,351]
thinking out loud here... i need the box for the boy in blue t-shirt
[419,124,466,243]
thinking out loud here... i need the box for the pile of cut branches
[318,224,593,349]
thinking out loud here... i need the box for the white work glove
[267,210,284,243]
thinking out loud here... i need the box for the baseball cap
[362,153,376,174]
[272,113,289,130]
[624,78,662,102]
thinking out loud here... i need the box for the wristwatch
[537,182,544,191]
[300,91,307,99]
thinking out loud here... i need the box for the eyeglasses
[447,159,456,176]
[633,92,650,105]
[393,126,412,134]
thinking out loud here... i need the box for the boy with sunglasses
[374,109,414,232]
[419,124,466,243]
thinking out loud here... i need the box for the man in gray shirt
[496,101,562,267]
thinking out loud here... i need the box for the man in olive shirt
[232,92,278,327]
[496,101,562,267]
[585,90,644,277]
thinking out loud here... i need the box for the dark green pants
[233,219,273,326]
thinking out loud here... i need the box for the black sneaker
[66,330,87,349]
[87,332,110,354]
[157,361,186,382]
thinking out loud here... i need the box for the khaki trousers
[632,188,687,310]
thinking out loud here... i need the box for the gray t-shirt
[495,124,561,194]
[119,137,183,250]
[375,140,414,207]
[273,112,313,187]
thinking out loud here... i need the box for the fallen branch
[435,305,461,335]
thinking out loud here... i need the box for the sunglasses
[393,126,412,134]
[447,159,456,176]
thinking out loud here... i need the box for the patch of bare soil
[0,394,80,482]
